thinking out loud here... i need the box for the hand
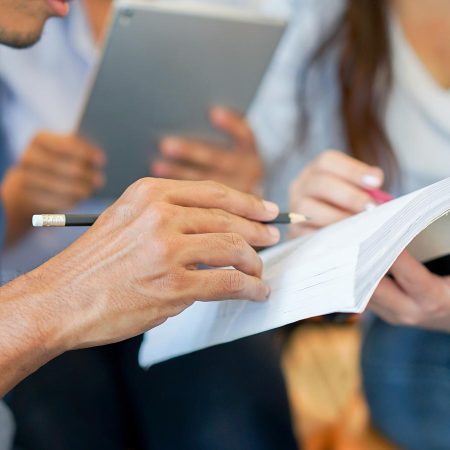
[1,131,105,244]
[288,150,385,237]
[22,178,280,351]
[370,251,450,333]
[152,107,264,194]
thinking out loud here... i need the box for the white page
[139,180,448,367]
[408,213,450,262]
[139,243,358,366]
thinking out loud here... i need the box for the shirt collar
[65,0,100,65]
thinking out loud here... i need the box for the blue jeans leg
[362,318,450,450]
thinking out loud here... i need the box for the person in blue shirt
[0,0,283,412]
[0,2,297,450]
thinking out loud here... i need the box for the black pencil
[32,212,309,228]
[32,214,99,227]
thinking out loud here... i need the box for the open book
[139,177,450,367]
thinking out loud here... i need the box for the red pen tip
[365,188,394,204]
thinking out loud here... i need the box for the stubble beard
[0,27,43,48]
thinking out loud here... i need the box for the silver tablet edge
[115,0,287,27]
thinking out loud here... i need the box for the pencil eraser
[32,215,44,227]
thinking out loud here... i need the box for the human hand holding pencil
[288,150,390,238]
[32,212,308,227]
[25,178,292,354]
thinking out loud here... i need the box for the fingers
[132,178,279,222]
[159,138,235,172]
[210,107,255,150]
[369,254,450,329]
[19,132,106,203]
[152,160,252,193]
[389,251,441,301]
[180,233,264,277]
[157,109,254,175]
[292,197,351,228]
[189,269,270,302]
[369,277,421,326]
[176,207,280,247]
[19,169,94,204]
[313,150,384,189]
[288,150,386,231]
[21,144,104,188]
[152,159,207,181]
[155,110,261,193]
[174,180,278,222]
[299,173,376,213]
[33,132,105,167]
[20,190,80,213]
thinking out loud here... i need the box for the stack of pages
[139,177,450,367]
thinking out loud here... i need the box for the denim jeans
[362,317,450,450]
[0,401,14,450]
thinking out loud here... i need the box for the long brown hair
[301,0,397,182]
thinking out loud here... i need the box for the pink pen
[365,188,394,204]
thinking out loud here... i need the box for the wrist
[0,269,73,367]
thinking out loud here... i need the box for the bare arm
[0,272,69,395]
[0,177,280,396]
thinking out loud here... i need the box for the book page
[139,180,449,367]
[407,213,450,262]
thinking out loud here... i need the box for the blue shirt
[0,115,10,251]
[0,0,290,277]
[0,2,102,276]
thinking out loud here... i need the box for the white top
[386,16,450,194]
[0,0,289,276]
[250,0,347,207]
[251,0,450,207]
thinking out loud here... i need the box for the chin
[0,21,46,48]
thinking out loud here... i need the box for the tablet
[78,0,286,198]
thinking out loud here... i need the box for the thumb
[210,107,256,152]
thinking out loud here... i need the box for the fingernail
[362,174,382,188]
[211,107,227,124]
[265,285,271,300]
[365,202,377,212]
[267,225,280,241]
[263,200,279,215]
[162,137,181,154]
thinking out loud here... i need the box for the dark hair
[301,0,397,183]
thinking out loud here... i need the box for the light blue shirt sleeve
[0,147,8,250]
[250,0,346,207]
[0,201,4,249]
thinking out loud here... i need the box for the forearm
[0,271,68,396]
